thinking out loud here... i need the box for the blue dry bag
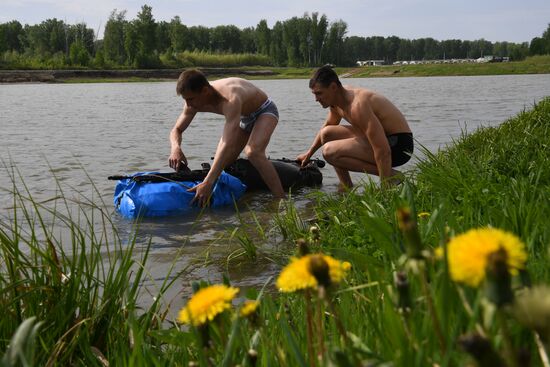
[113,171,246,218]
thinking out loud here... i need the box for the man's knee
[319,126,333,145]
[321,143,338,162]
[244,145,266,163]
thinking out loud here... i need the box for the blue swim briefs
[239,99,279,133]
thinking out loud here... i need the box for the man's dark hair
[176,69,210,95]
[309,65,342,88]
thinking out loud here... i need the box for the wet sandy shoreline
[0,68,277,83]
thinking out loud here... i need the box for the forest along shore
[0,68,277,83]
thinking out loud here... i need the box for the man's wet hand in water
[189,180,213,207]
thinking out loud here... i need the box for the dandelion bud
[458,333,505,367]
[309,226,320,242]
[296,238,310,256]
[394,271,412,313]
[397,207,423,259]
[484,248,514,307]
[308,254,331,288]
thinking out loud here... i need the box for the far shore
[1,56,549,83]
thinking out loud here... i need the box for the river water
[1,74,550,311]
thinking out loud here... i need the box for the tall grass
[0,166,182,365]
[163,50,272,68]
[267,97,550,364]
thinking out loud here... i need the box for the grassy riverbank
[1,98,549,365]
[349,55,550,78]
[2,55,549,83]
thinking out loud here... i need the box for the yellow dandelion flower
[276,254,351,292]
[418,212,430,219]
[445,228,527,287]
[177,285,239,326]
[240,300,260,318]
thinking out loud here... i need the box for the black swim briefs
[387,132,414,167]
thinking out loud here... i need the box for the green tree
[470,38,492,58]
[396,38,413,61]
[124,21,138,65]
[270,21,286,66]
[310,13,328,66]
[509,42,529,61]
[69,40,90,65]
[530,37,546,55]
[255,19,271,55]
[543,23,550,54]
[188,26,210,51]
[0,20,24,53]
[240,27,256,53]
[135,4,156,53]
[210,25,242,52]
[156,21,171,54]
[324,20,347,65]
[384,36,401,62]
[103,10,127,64]
[282,17,301,66]
[344,36,367,63]
[24,18,67,55]
[169,16,189,52]
[297,13,313,65]
[69,23,95,55]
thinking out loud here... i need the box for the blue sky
[1,0,548,43]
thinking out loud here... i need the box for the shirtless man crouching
[169,69,285,206]
[297,65,413,190]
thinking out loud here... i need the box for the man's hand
[169,149,188,172]
[188,180,214,207]
[296,151,312,168]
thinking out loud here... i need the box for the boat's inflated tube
[225,158,323,190]
[111,158,323,218]
[113,171,246,218]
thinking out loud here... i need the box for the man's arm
[168,106,196,171]
[297,107,342,166]
[361,103,393,183]
[188,103,243,206]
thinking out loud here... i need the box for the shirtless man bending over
[297,65,413,190]
[169,69,285,206]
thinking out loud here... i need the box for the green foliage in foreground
[0,98,549,366]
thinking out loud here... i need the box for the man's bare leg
[334,166,353,192]
[245,114,285,198]
[322,134,401,188]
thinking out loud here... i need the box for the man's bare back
[205,78,269,116]
[333,87,411,136]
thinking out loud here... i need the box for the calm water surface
[2,75,550,311]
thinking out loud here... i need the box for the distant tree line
[0,5,549,69]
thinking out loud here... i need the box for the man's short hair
[176,69,210,95]
[309,65,342,88]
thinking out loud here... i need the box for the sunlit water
[2,75,550,312]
